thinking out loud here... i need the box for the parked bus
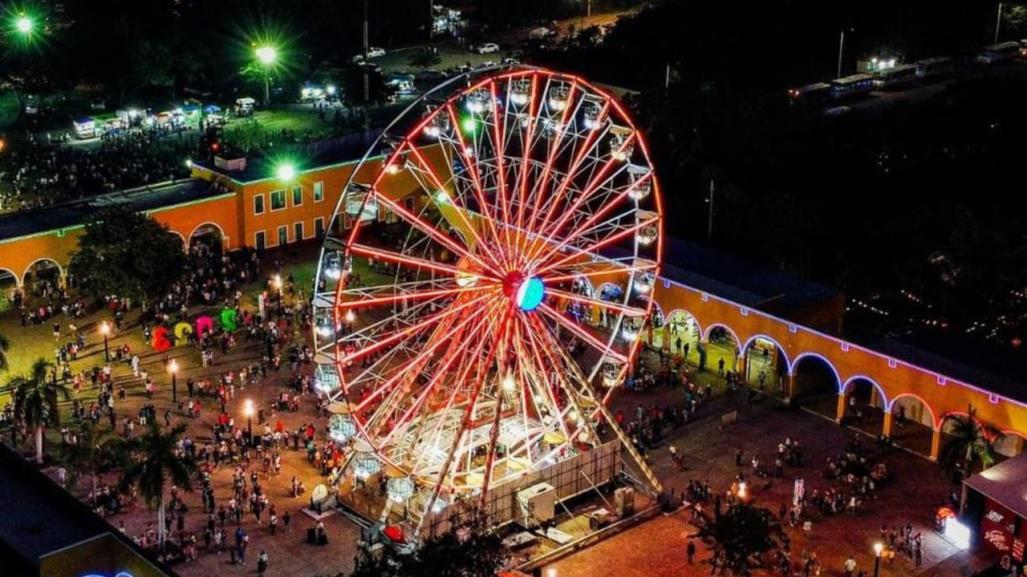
[977,41,1021,63]
[830,74,874,99]
[787,82,831,104]
[873,64,918,89]
[915,57,954,78]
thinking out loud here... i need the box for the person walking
[258,550,269,574]
[844,555,857,577]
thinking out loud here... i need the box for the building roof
[194,130,383,184]
[658,237,841,311]
[871,334,1027,405]
[965,451,1027,520]
[0,179,221,243]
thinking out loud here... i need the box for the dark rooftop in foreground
[0,179,219,243]
[0,444,176,576]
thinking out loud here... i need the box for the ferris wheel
[313,67,663,526]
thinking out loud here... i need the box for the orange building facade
[2,153,1025,461]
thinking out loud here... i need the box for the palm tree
[941,405,1003,476]
[58,421,125,498]
[119,421,196,549]
[11,358,70,464]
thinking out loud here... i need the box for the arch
[189,221,226,244]
[938,411,988,435]
[703,322,741,346]
[740,334,791,372]
[841,375,889,407]
[168,230,188,248]
[22,257,64,284]
[995,430,1027,458]
[0,267,20,288]
[789,352,842,384]
[740,334,790,393]
[665,309,702,361]
[0,267,21,311]
[888,393,938,429]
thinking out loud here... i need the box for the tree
[940,405,1003,476]
[697,502,789,577]
[10,358,70,464]
[0,331,9,371]
[58,421,125,497]
[119,421,196,549]
[350,505,507,577]
[69,207,186,310]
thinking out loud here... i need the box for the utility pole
[363,0,370,102]
[706,179,715,245]
[836,30,846,78]
[995,2,1004,44]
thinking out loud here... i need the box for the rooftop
[0,179,222,243]
[965,450,1027,520]
[658,237,841,312]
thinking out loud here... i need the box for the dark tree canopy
[697,502,790,577]
[69,206,185,307]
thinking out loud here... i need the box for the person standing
[687,539,696,564]
[844,555,856,577]
[258,550,269,574]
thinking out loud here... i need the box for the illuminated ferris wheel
[313,67,663,526]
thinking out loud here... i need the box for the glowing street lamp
[243,398,256,445]
[873,542,884,577]
[99,321,111,362]
[276,162,296,182]
[168,358,179,403]
[254,45,278,105]
[15,14,33,34]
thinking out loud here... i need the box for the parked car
[351,47,387,62]
[476,42,500,54]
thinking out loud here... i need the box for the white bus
[915,57,954,78]
[977,41,1021,63]
[830,74,874,99]
[873,64,917,89]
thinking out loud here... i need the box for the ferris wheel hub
[503,271,545,312]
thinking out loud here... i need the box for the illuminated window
[292,186,303,207]
[270,189,286,211]
[313,181,324,202]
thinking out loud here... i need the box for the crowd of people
[0,130,193,211]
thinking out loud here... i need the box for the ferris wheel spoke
[403,143,505,270]
[525,132,637,265]
[515,317,573,442]
[353,298,495,416]
[525,102,611,259]
[546,287,647,317]
[368,188,493,274]
[533,172,654,267]
[537,302,627,364]
[486,81,514,248]
[379,299,503,444]
[512,73,541,234]
[337,291,494,369]
[444,104,512,271]
[336,284,490,312]
[409,312,503,475]
[533,216,656,277]
[348,243,496,282]
[541,260,658,285]
[517,82,580,263]
[524,314,601,439]
[419,308,515,523]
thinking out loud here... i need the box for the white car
[351,47,386,62]
[476,42,500,54]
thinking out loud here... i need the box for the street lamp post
[873,542,884,577]
[243,399,255,446]
[254,45,277,106]
[99,321,110,362]
[168,359,179,403]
